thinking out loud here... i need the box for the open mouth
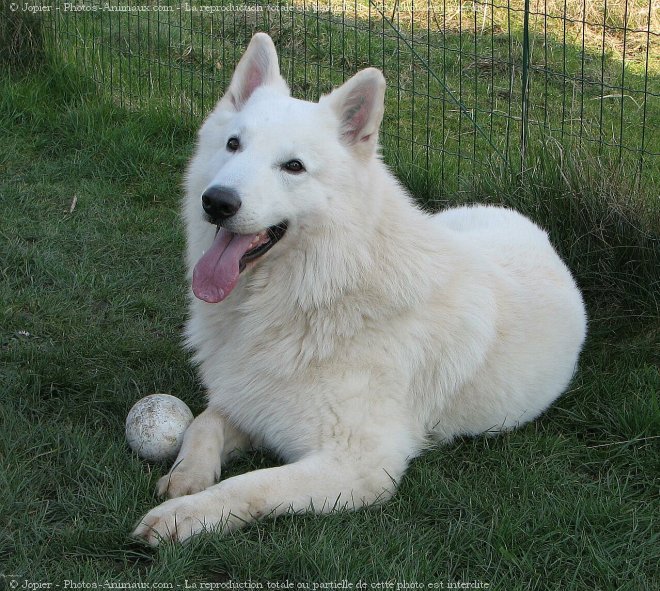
[192,221,288,303]
[238,222,288,272]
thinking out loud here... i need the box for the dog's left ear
[224,32,289,110]
[322,68,386,158]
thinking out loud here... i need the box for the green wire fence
[35,0,659,192]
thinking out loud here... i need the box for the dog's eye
[283,159,305,173]
[226,137,240,152]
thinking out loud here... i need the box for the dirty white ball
[125,394,193,462]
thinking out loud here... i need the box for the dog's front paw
[156,465,219,499]
[133,492,225,545]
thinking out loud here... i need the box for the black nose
[201,186,242,222]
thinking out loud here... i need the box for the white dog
[134,33,587,544]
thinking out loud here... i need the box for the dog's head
[185,33,386,303]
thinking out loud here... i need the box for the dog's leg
[135,448,408,545]
[156,407,251,499]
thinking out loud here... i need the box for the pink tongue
[192,228,260,303]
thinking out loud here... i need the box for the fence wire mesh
[40,0,659,192]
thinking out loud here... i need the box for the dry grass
[300,0,658,69]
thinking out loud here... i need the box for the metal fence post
[520,0,531,173]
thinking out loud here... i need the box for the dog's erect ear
[224,33,289,110]
[322,68,386,157]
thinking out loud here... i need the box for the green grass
[1,21,659,591]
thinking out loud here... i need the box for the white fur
[134,33,587,545]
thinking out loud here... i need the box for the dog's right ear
[223,33,289,110]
